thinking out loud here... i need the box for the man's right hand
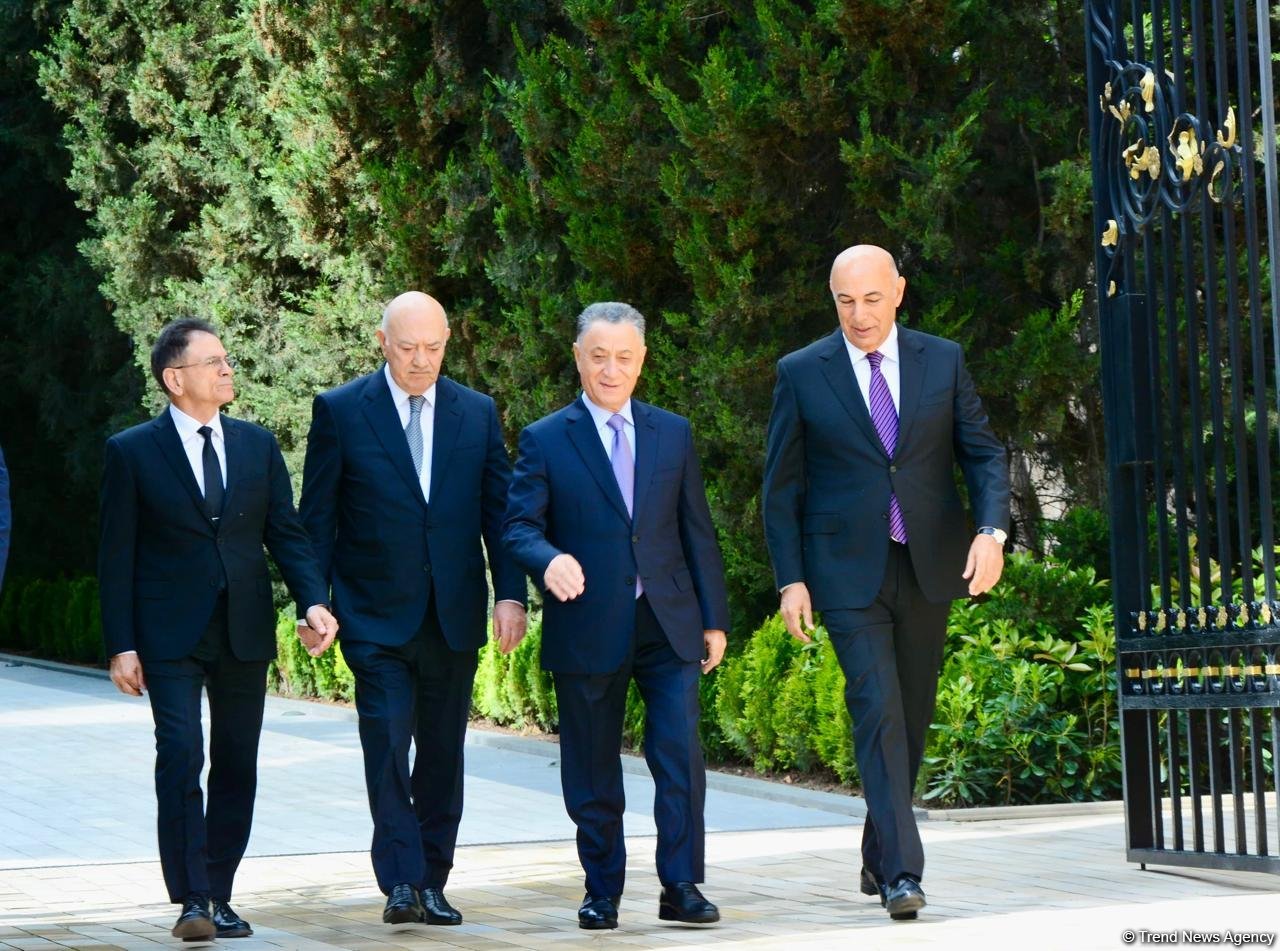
[780,582,816,644]
[109,652,146,697]
[544,553,586,602]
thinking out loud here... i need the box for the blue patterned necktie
[867,351,908,544]
[407,395,424,475]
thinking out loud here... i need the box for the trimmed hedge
[0,574,104,664]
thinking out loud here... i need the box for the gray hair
[575,301,646,342]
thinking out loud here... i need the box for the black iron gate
[1086,0,1280,873]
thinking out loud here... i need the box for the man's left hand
[962,533,1005,596]
[701,629,727,674]
[301,604,339,657]
[493,601,528,654]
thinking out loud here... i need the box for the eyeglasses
[170,355,237,371]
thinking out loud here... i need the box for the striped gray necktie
[407,395,424,475]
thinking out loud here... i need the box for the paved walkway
[0,657,1275,950]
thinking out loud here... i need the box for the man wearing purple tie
[762,245,1010,921]
[504,302,730,931]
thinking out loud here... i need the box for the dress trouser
[553,595,706,899]
[145,595,269,904]
[341,594,478,894]
[824,541,950,885]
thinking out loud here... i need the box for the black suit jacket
[98,411,329,662]
[504,398,731,674]
[763,327,1010,608]
[298,370,526,650]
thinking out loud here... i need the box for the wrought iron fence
[1086,0,1280,873]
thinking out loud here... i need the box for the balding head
[828,244,906,353]
[377,291,452,395]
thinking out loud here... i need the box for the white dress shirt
[384,364,435,503]
[845,321,901,413]
[169,404,226,494]
[581,392,636,464]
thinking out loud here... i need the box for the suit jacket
[297,369,526,650]
[0,443,10,592]
[504,397,731,675]
[763,327,1010,609]
[97,411,329,662]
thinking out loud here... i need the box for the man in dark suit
[763,245,1010,921]
[504,302,730,931]
[297,291,527,927]
[0,443,9,593]
[98,318,337,941]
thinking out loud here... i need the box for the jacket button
[625,576,635,586]
[423,564,432,574]
[881,513,889,520]
[209,579,219,587]
[889,465,897,473]
[632,535,640,543]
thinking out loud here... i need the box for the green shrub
[17,578,48,651]
[0,577,25,647]
[471,615,557,732]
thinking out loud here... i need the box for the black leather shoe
[382,883,425,925]
[859,867,887,907]
[420,887,462,925]
[658,882,720,924]
[171,896,215,942]
[884,877,926,921]
[211,899,253,938]
[578,894,618,930]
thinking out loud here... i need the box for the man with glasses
[98,317,337,941]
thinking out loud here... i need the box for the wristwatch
[978,526,1008,546]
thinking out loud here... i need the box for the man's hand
[493,601,528,654]
[109,652,146,697]
[780,582,815,643]
[544,553,586,602]
[962,533,1005,596]
[701,629,727,674]
[298,604,339,657]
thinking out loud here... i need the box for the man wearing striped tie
[297,292,527,928]
[762,245,1010,921]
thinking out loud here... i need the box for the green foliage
[1044,505,1112,579]
[0,575,104,663]
[711,554,1117,805]
[924,600,1119,806]
[471,615,558,732]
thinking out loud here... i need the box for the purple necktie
[867,351,908,544]
[607,414,642,597]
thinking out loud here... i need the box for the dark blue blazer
[298,370,526,650]
[0,443,10,592]
[97,411,329,662]
[763,327,1010,609]
[504,398,731,675]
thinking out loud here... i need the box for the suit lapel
[818,330,887,458]
[361,369,427,508]
[565,399,631,524]
[631,401,659,527]
[895,328,928,453]
[218,415,243,522]
[149,410,214,526]
[429,378,463,500]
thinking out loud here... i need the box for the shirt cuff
[112,650,138,658]
[495,599,524,608]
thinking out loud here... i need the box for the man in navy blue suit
[98,318,337,941]
[504,302,730,930]
[763,245,1009,921]
[298,291,527,927]
[0,442,9,593]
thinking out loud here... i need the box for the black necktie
[198,425,224,520]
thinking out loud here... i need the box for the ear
[893,275,906,307]
[163,367,182,396]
